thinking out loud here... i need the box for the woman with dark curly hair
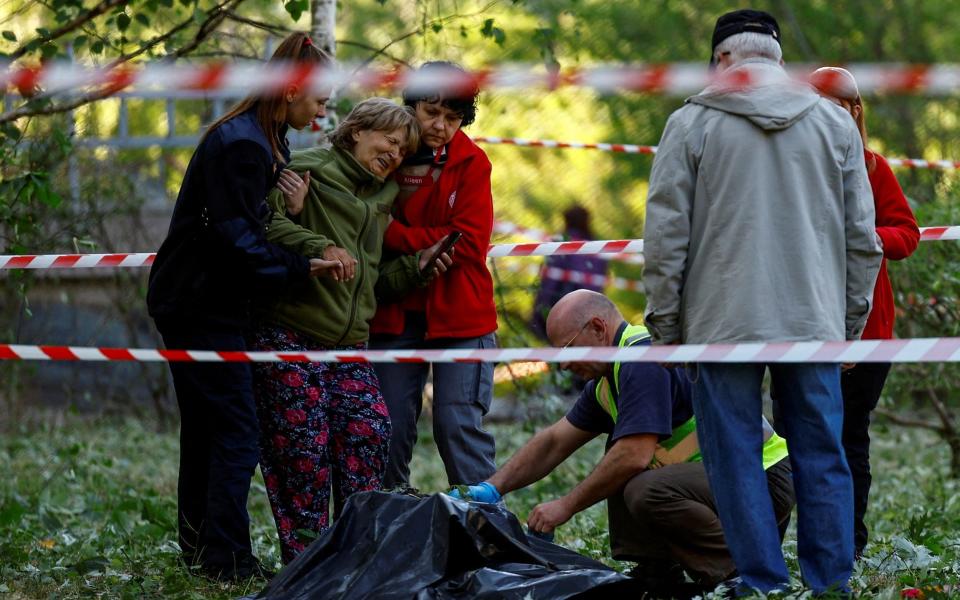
[371,61,499,490]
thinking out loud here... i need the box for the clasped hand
[308,246,358,282]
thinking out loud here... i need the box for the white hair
[713,31,782,65]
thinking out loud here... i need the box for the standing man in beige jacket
[643,9,882,596]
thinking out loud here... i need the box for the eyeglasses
[560,321,591,350]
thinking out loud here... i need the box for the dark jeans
[841,362,891,557]
[158,321,260,569]
[370,312,497,487]
[610,459,795,586]
[692,363,853,595]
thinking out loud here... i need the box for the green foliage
[1,418,958,598]
[284,0,309,22]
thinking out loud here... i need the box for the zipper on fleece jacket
[336,196,371,346]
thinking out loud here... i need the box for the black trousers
[609,458,795,586]
[841,362,891,557]
[158,321,260,569]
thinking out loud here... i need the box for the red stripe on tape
[697,344,737,362]
[96,254,131,266]
[335,354,369,363]
[809,341,849,362]
[923,337,960,361]
[190,63,226,90]
[100,348,136,361]
[864,339,909,361]
[278,353,311,362]
[600,240,630,253]
[921,227,948,239]
[52,255,82,267]
[41,346,78,360]
[0,345,19,359]
[5,256,36,268]
[160,350,193,361]
[505,243,541,256]
[218,351,250,362]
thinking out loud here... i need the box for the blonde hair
[329,98,420,155]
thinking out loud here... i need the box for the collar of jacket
[406,129,485,171]
[698,56,788,94]
[330,145,385,189]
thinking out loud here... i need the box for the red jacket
[371,130,498,339]
[863,150,920,340]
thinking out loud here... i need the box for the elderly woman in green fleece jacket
[249,98,447,563]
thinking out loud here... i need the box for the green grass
[1,415,958,599]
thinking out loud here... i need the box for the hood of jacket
[686,58,820,131]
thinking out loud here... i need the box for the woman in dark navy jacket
[147,33,339,580]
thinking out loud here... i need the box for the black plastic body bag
[255,491,642,599]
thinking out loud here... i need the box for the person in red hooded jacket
[370,62,498,488]
[810,66,920,558]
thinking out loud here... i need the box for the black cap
[710,9,781,67]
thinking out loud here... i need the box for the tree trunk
[311,0,336,57]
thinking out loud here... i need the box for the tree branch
[874,407,945,432]
[0,0,247,126]
[355,0,504,70]
[338,40,409,66]
[167,0,245,60]
[107,0,244,66]
[10,0,129,61]
[224,11,293,35]
[927,387,958,438]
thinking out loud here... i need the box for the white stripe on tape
[2,338,960,363]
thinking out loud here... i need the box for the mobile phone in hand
[420,231,462,276]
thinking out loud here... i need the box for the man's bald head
[545,290,624,347]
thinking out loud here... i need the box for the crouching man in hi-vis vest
[453,290,795,595]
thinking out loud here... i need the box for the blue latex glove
[448,481,502,503]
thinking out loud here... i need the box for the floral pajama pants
[250,324,391,564]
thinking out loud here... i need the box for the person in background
[252,98,455,563]
[809,66,921,559]
[146,32,335,580]
[642,9,882,595]
[530,205,609,340]
[370,61,499,489]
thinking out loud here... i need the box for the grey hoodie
[643,58,882,345]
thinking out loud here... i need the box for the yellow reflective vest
[595,324,789,470]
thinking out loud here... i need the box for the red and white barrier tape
[2,338,960,363]
[475,137,960,172]
[9,62,960,96]
[3,227,955,270]
[491,222,646,265]
[486,239,645,258]
[475,136,658,155]
[0,252,156,269]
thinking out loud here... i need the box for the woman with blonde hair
[252,97,452,563]
[810,66,920,558]
[147,32,336,580]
